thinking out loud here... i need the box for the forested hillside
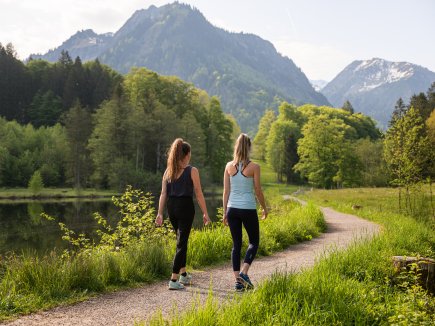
[31,2,330,133]
[0,43,234,190]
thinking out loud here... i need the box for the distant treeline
[0,43,235,191]
[254,83,435,190]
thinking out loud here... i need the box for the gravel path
[4,198,380,326]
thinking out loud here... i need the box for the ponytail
[233,133,251,169]
[165,138,191,182]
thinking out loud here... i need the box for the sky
[1,0,434,81]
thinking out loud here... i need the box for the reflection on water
[0,196,221,255]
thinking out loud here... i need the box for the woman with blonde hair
[156,138,211,290]
[223,133,268,291]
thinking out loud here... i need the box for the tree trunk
[136,145,139,171]
[430,179,434,219]
[392,256,435,294]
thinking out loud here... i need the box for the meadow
[0,184,324,321]
[0,188,117,199]
[145,187,435,325]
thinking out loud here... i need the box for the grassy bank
[0,187,325,321]
[146,187,435,325]
[0,188,118,200]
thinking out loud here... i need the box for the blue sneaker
[239,272,254,289]
[234,280,245,292]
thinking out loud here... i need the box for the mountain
[31,2,329,133]
[322,58,435,128]
[31,29,113,62]
[310,79,328,91]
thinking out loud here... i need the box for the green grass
[253,159,277,185]
[145,187,435,325]
[0,187,325,321]
[300,187,434,227]
[0,188,118,199]
[0,242,170,319]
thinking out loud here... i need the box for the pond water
[0,195,222,256]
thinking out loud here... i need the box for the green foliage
[0,186,326,320]
[384,107,429,187]
[45,186,173,254]
[1,45,121,126]
[0,117,68,187]
[1,64,235,189]
[342,100,354,114]
[28,171,44,195]
[254,102,382,188]
[354,138,389,186]
[0,43,32,122]
[295,114,361,188]
[151,188,435,325]
[63,102,92,189]
[253,109,275,160]
[204,97,233,182]
[266,119,300,183]
[28,90,63,127]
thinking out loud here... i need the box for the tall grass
[0,190,325,321]
[302,187,435,227]
[187,200,325,268]
[146,188,435,325]
[0,241,170,318]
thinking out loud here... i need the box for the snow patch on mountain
[355,59,415,92]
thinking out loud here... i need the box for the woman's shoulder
[248,161,260,169]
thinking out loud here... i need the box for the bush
[28,171,44,195]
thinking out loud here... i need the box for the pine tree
[390,98,407,126]
[64,101,92,189]
[28,170,44,195]
[384,107,429,212]
[342,100,354,114]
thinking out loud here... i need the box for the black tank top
[166,166,194,197]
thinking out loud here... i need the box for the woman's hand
[222,214,228,226]
[155,214,163,226]
[261,208,268,220]
[203,213,211,226]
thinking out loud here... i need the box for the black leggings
[227,207,259,271]
[167,197,195,274]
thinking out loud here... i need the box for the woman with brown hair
[156,138,211,290]
[223,133,268,291]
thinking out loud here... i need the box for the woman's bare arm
[222,163,231,225]
[155,173,168,226]
[191,167,210,225]
[253,164,268,219]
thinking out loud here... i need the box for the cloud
[0,0,162,59]
[273,39,353,81]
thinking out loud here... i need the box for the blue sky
[0,0,433,80]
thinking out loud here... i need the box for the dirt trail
[4,198,380,326]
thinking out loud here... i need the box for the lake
[0,195,222,256]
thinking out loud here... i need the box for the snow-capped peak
[354,58,415,92]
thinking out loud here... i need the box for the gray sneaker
[168,280,185,290]
[179,272,192,285]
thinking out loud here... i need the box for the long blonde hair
[233,133,251,169]
[165,138,191,182]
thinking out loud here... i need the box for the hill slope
[31,2,329,132]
